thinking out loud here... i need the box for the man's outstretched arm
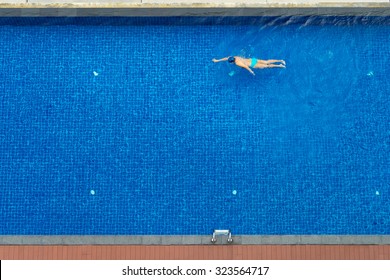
[212,57,229,63]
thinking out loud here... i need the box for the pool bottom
[1,9,389,245]
[1,235,390,245]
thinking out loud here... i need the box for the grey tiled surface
[1,235,390,245]
[0,6,390,16]
[0,8,22,15]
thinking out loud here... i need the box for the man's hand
[212,58,218,63]
[246,67,255,76]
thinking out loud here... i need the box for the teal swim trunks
[250,58,258,68]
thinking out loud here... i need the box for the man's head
[228,56,235,63]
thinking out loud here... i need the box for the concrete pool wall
[0,2,389,17]
[1,235,390,245]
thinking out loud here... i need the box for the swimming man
[212,56,286,76]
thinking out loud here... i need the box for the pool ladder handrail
[211,229,233,244]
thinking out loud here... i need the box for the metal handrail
[211,229,233,244]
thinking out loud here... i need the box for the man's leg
[267,59,285,64]
[264,64,286,68]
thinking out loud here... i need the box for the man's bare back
[212,56,286,76]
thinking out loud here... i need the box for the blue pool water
[0,17,389,235]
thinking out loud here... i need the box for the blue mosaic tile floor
[0,17,389,234]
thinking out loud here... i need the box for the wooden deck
[1,245,390,259]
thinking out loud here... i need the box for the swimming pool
[0,16,389,235]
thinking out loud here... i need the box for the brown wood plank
[112,245,119,260]
[378,245,384,259]
[28,246,34,259]
[384,246,387,259]
[311,245,318,259]
[64,246,70,260]
[42,246,49,260]
[205,246,212,260]
[138,245,144,259]
[334,245,340,259]
[0,246,6,259]
[174,245,180,260]
[57,245,62,260]
[159,245,165,259]
[189,245,197,259]
[290,245,296,259]
[118,245,124,260]
[101,245,107,259]
[8,246,13,260]
[127,245,134,259]
[199,245,205,259]
[344,245,350,259]
[96,245,102,260]
[299,245,305,259]
[286,245,292,260]
[266,245,274,260]
[319,245,325,260]
[168,247,175,260]
[350,245,359,260]
[256,245,261,259]
[152,245,158,259]
[359,246,367,260]
[9,246,13,259]
[76,246,82,260]
[382,245,388,259]
[108,245,114,260]
[239,245,247,259]
[1,245,390,260]
[324,245,331,259]
[338,245,345,260]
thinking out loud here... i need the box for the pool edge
[0,4,390,17]
[1,235,390,245]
